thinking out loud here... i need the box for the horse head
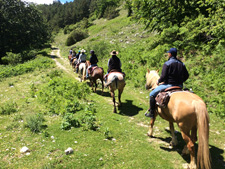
[145,69,159,90]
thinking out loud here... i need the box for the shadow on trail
[96,90,111,97]
[117,99,143,116]
[50,54,59,59]
[51,47,59,50]
[85,81,111,97]
[151,128,225,168]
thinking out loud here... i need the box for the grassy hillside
[58,9,225,118]
[0,8,224,169]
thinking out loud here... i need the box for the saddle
[76,61,86,68]
[155,86,182,108]
[104,70,125,79]
[88,66,98,74]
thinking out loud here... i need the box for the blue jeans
[150,84,182,97]
[86,64,97,77]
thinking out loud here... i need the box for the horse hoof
[147,132,153,137]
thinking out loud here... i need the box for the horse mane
[147,70,160,88]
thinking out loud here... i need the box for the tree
[131,0,225,52]
[0,0,50,61]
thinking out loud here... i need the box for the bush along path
[49,47,225,169]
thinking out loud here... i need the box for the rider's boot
[145,96,156,118]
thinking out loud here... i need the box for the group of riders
[69,47,189,119]
[69,48,123,83]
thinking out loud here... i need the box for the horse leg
[169,122,178,146]
[147,117,156,137]
[101,79,104,95]
[118,87,124,106]
[111,91,116,113]
[181,131,196,169]
[94,80,97,93]
[191,125,197,143]
[90,80,94,91]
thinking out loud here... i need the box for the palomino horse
[78,62,86,82]
[105,72,126,113]
[145,70,210,169]
[87,65,104,94]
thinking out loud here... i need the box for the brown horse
[68,55,72,65]
[87,65,104,94]
[71,58,77,72]
[105,72,126,113]
[145,69,210,169]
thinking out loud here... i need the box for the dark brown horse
[145,69,210,169]
[87,64,104,94]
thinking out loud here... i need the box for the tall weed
[25,113,45,133]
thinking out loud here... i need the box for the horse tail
[193,100,211,169]
[106,75,118,88]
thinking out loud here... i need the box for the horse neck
[149,72,159,89]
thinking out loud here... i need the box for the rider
[76,50,81,60]
[70,50,76,64]
[69,48,73,55]
[86,50,98,79]
[104,50,122,82]
[145,48,189,118]
[76,49,86,73]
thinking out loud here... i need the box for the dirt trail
[50,48,79,80]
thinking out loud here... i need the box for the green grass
[0,65,224,168]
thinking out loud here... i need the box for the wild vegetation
[0,0,224,168]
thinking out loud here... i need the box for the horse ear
[147,69,150,73]
[156,69,159,73]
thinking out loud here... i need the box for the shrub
[103,6,119,20]
[47,70,63,79]
[37,76,90,115]
[25,113,45,133]
[61,113,80,130]
[30,82,37,98]
[104,127,113,139]
[65,29,88,46]
[1,52,22,65]
[0,102,17,115]
[81,104,99,131]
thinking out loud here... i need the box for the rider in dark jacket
[145,48,189,118]
[107,50,122,73]
[104,50,122,82]
[86,50,99,78]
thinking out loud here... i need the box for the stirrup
[145,109,154,118]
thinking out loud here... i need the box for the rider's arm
[158,63,168,84]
